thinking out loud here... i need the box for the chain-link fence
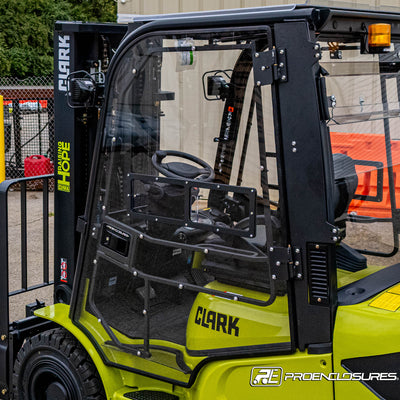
[0,76,54,179]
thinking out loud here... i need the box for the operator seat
[332,153,358,219]
[332,153,367,271]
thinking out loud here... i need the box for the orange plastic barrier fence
[331,131,400,218]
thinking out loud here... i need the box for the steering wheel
[152,150,215,181]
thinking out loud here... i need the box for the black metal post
[0,180,10,396]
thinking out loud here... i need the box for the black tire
[13,327,105,400]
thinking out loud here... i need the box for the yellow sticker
[369,292,400,312]
[388,283,400,295]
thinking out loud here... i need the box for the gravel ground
[7,189,54,322]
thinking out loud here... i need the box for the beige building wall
[118,0,400,21]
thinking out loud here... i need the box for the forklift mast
[53,22,127,303]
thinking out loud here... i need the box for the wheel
[152,150,215,181]
[13,327,105,400]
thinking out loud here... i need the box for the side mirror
[202,70,232,101]
[207,76,230,100]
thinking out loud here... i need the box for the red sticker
[228,106,234,113]
[60,258,68,282]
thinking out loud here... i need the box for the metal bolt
[133,270,138,276]
[272,274,277,280]
[233,296,238,301]
[132,68,137,74]
[102,205,106,211]
[2,389,7,395]
[295,248,300,254]
[143,309,147,315]
[260,165,264,171]
[98,318,101,323]
[137,351,141,356]
[249,234,253,238]
[261,66,266,71]
[292,141,297,146]
[256,81,261,86]
[315,53,321,58]
[315,244,320,249]
[332,228,337,234]
[279,49,285,55]
[281,75,287,81]
[139,234,144,239]
[279,62,284,68]
[269,247,274,252]
[332,236,338,242]
[317,297,322,303]
[112,137,116,142]
[178,284,183,289]
[1,335,6,341]
[204,249,209,254]
[295,261,300,266]
[255,52,259,58]
[297,273,302,279]
[292,148,297,153]
[314,44,319,50]
[276,261,281,266]
[93,259,97,265]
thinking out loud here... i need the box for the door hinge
[269,245,302,281]
[253,47,288,86]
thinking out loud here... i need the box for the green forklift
[2,2,400,399]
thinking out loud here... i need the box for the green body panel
[333,282,400,399]
[337,265,383,289]
[188,351,333,400]
[186,281,290,351]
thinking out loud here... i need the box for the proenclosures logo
[250,367,398,387]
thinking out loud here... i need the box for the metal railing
[0,175,54,332]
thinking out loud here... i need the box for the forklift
[2,3,400,399]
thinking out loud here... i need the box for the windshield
[73,28,290,384]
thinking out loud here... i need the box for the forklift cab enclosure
[6,3,400,400]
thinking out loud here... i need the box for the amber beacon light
[368,23,391,52]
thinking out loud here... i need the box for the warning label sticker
[369,291,400,312]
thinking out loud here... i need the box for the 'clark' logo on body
[194,306,239,336]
